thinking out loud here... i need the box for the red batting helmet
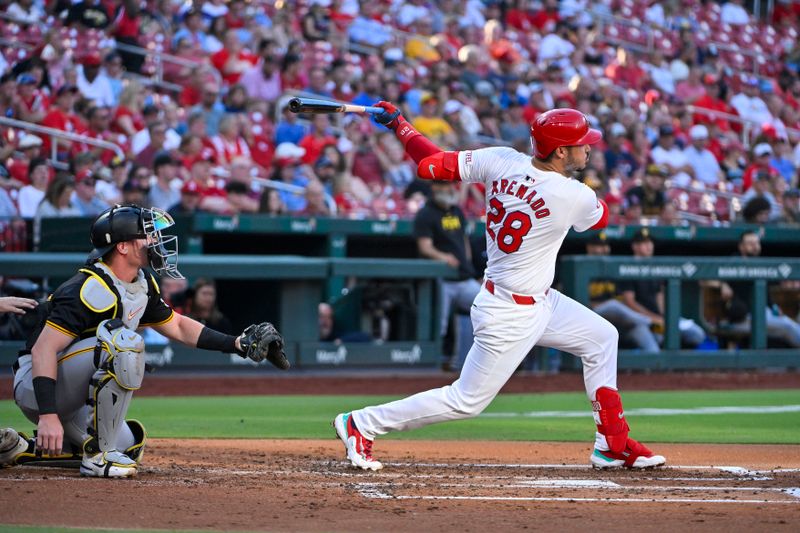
[530,108,602,159]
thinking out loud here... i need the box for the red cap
[530,108,602,159]
[181,180,202,194]
[81,52,102,67]
[76,168,94,183]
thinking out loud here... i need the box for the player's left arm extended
[375,101,461,181]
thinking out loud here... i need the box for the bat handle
[363,106,385,115]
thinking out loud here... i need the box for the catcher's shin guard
[84,320,145,459]
[592,387,629,454]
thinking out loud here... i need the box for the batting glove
[373,101,402,130]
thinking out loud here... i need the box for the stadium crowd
[0,0,799,229]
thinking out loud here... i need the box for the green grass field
[2,389,799,444]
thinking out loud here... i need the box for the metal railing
[686,105,800,147]
[252,177,337,216]
[592,11,781,77]
[114,41,221,90]
[0,117,125,169]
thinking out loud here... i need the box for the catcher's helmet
[530,108,602,159]
[88,204,183,279]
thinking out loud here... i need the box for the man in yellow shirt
[412,94,458,148]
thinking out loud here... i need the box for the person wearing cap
[585,231,660,352]
[0,205,288,477]
[168,180,204,216]
[730,75,773,127]
[625,164,668,219]
[604,122,638,179]
[618,229,706,349]
[742,143,781,191]
[76,52,115,108]
[683,124,722,187]
[71,169,109,216]
[650,124,694,187]
[147,153,181,210]
[412,94,458,147]
[15,73,48,123]
[95,156,128,205]
[272,142,311,212]
[40,84,82,156]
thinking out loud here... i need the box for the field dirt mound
[2,440,799,532]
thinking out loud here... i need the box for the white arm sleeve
[458,147,524,184]
[571,183,604,232]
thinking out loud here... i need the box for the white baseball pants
[353,284,619,445]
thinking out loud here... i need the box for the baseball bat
[288,97,383,115]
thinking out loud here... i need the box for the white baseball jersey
[458,147,603,296]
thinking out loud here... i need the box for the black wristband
[33,376,57,415]
[197,326,238,353]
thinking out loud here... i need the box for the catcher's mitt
[237,322,290,370]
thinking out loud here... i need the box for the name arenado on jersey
[489,178,551,219]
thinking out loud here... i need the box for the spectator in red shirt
[692,74,739,132]
[280,54,308,91]
[40,84,82,158]
[298,114,337,166]
[76,105,121,165]
[605,48,646,92]
[112,80,146,137]
[742,143,781,191]
[15,73,48,123]
[531,0,560,32]
[109,0,143,72]
[506,0,537,32]
[210,115,251,166]
[210,29,257,86]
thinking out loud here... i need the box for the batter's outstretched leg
[537,290,666,469]
[333,289,549,470]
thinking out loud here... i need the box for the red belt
[484,280,537,305]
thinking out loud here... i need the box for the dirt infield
[1,440,799,532]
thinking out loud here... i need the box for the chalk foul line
[481,405,800,418]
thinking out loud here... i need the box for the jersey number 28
[486,197,532,253]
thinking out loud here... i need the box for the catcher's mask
[88,204,184,279]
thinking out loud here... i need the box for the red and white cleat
[333,412,383,471]
[590,437,666,469]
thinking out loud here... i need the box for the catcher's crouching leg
[80,319,145,478]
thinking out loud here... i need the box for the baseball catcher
[0,204,288,477]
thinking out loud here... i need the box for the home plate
[517,479,620,488]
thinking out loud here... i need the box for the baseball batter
[334,102,666,471]
[0,204,289,477]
